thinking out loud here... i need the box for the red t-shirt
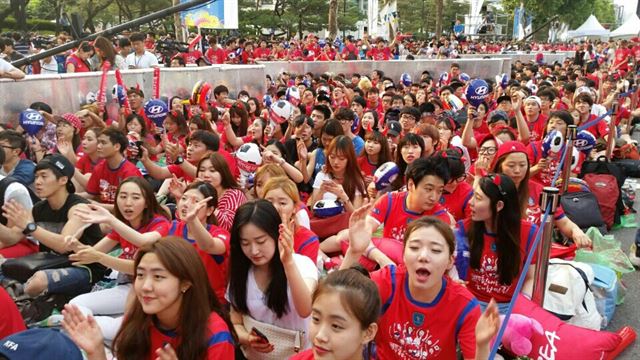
[107,215,170,260]
[290,350,314,359]
[65,53,90,72]
[613,47,631,71]
[181,49,203,65]
[205,47,227,64]
[76,154,102,175]
[526,113,548,142]
[148,312,235,360]
[528,140,584,187]
[371,265,481,359]
[86,158,142,204]
[167,220,230,303]
[461,219,537,303]
[0,287,26,339]
[369,191,453,241]
[526,180,566,225]
[367,47,392,60]
[294,226,319,264]
[167,163,194,183]
[441,181,473,221]
[356,156,378,178]
[254,47,271,60]
[580,114,609,139]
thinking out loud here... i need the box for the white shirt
[312,171,362,201]
[125,51,158,69]
[0,58,17,73]
[227,254,318,336]
[39,56,59,74]
[0,175,35,243]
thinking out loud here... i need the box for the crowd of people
[4,29,639,77]
[0,31,638,359]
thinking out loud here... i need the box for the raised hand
[74,203,114,225]
[62,304,105,357]
[348,201,372,255]
[183,197,212,223]
[475,299,500,346]
[278,218,295,265]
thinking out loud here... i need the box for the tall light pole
[343,0,347,39]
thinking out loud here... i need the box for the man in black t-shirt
[2,154,105,298]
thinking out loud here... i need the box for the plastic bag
[574,227,636,275]
[612,214,637,230]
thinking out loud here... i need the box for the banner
[379,0,398,40]
[181,0,238,29]
[469,0,484,34]
[367,0,379,35]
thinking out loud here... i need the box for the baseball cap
[60,113,82,131]
[35,154,76,193]
[0,329,83,360]
[385,121,402,137]
[487,110,509,125]
[496,95,511,104]
[524,96,542,107]
[491,140,529,171]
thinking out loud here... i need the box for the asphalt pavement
[606,197,639,359]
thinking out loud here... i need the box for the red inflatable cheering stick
[114,69,132,116]
[96,61,111,113]
[152,67,160,100]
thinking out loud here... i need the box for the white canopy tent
[610,13,640,39]
[567,15,610,39]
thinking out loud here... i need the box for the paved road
[606,199,639,359]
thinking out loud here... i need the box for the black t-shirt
[284,137,318,194]
[32,194,106,282]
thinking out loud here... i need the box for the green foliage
[397,0,468,38]
[239,0,363,37]
[501,0,616,30]
[1,16,57,32]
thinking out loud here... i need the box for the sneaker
[630,244,640,268]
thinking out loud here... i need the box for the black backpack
[0,176,41,225]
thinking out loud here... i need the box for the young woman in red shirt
[63,238,236,360]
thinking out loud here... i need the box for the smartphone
[251,327,269,343]
[364,26,368,33]
[135,141,144,159]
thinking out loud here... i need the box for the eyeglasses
[1,145,16,150]
[478,147,497,155]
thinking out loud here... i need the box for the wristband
[365,246,376,258]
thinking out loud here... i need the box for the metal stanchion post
[561,125,577,194]
[532,186,560,306]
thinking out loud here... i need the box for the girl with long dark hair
[463,174,538,313]
[63,238,236,359]
[197,153,247,231]
[390,133,424,191]
[309,135,367,213]
[227,200,318,359]
[167,181,231,303]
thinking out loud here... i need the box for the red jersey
[357,156,378,177]
[76,154,102,175]
[107,215,170,260]
[367,47,392,60]
[461,219,537,303]
[580,114,609,139]
[167,163,194,183]
[205,47,226,64]
[294,226,319,264]
[369,191,454,241]
[290,349,314,359]
[613,47,631,71]
[148,312,235,360]
[0,287,26,339]
[526,180,566,225]
[526,113,548,142]
[65,53,91,72]
[528,140,584,187]
[254,47,271,60]
[167,220,230,303]
[441,181,473,221]
[181,49,203,65]
[86,158,142,204]
[241,49,254,64]
[371,265,481,359]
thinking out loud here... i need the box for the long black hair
[228,200,290,318]
[469,174,522,285]
[392,133,425,190]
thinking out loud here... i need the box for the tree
[328,0,338,38]
[501,0,616,31]
[434,0,442,36]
